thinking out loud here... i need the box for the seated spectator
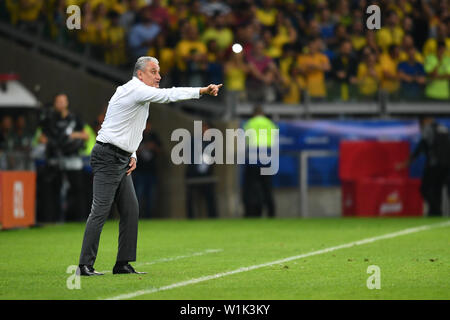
[228,0,255,28]
[77,1,98,44]
[147,33,175,86]
[147,0,170,30]
[267,12,297,59]
[318,7,336,47]
[379,44,401,99]
[200,0,231,17]
[16,0,44,31]
[423,22,450,58]
[119,0,141,31]
[175,22,208,86]
[397,46,426,100]
[12,115,33,170]
[356,50,382,100]
[201,13,234,51]
[91,2,110,46]
[350,20,367,55]
[255,0,278,27]
[101,10,127,66]
[376,10,404,53]
[399,34,424,63]
[366,29,381,57]
[205,39,224,85]
[331,40,358,101]
[224,49,248,96]
[279,43,297,81]
[326,23,348,59]
[402,15,414,36]
[166,0,191,33]
[128,5,161,59]
[390,0,413,20]
[246,40,280,103]
[0,116,15,152]
[281,63,304,104]
[333,0,352,28]
[261,28,280,59]
[424,41,450,100]
[224,50,249,117]
[297,38,331,101]
[187,0,207,35]
[305,19,321,40]
[45,0,69,43]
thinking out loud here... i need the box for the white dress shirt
[97,77,201,160]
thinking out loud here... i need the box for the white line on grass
[103,220,450,300]
[98,249,223,274]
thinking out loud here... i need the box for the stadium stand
[0,0,449,110]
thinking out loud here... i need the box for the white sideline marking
[104,220,450,300]
[98,249,223,274]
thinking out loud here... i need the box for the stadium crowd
[2,0,450,103]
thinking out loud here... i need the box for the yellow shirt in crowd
[357,63,383,96]
[376,26,404,52]
[175,40,207,71]
[297,53,329,98]
[398,50,424,63]
[225,66,246,92]
[147,47,175,76]
[8,0,43,23]
[423,38,450,58]
[379,53,400,93]
[255,7,278,26]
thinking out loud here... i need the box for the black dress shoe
[112,264,147,274]
[78,265,105,276]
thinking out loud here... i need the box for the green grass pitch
[0,217,449,300]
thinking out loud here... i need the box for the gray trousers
[79,143,139,266]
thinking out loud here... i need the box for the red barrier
[0,171,36,229]
[342,177,423,217]
[339,141,423,217]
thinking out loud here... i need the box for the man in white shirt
[78,56,222,276]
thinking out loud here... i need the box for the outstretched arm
[135,84,223,103]
[200,84,223,96]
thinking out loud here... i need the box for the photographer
[37,93,89,222]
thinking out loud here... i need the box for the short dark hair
[437,41,446,50]
[253,104,264,116]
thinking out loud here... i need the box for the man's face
[341,42,352,55]
[407,47,416,62]
[54,94,69,113]
[138,61,161,88]
[2,116,13,130]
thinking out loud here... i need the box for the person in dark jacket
[185,121,217,219]
[397,115,450,216]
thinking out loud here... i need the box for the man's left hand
[127,157,137,176]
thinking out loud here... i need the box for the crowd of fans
[0,115,34,170]
[3,0,450,103]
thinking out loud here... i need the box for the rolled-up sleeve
[134,85,201,104]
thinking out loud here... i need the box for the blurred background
[0,0,449,228]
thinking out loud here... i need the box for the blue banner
[262,118,450,187]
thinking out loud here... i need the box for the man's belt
[96,141,132,157]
